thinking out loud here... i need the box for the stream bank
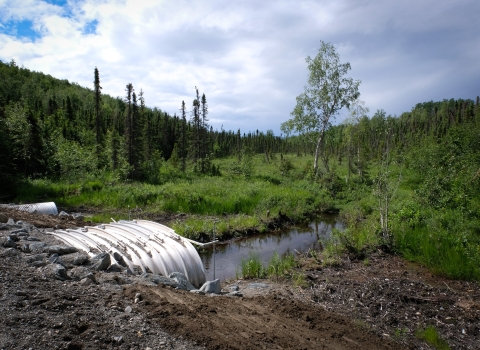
[1,207,479,349]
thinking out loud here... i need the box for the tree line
[1,58,479,196]
[0,59,292,194]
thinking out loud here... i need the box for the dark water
[199,214,344,281]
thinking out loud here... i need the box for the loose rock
[29,242,47,253]
[73,254,89,265]
[46,245,77,255]
[49,253,66,267]
[106,263,123,272]
[11,228,28,235]
[91,252,110,271]
[199,279,221,294]
[2,236,17,248]
[72,213,84,221]
[169,272,196,291]
[80,277,94,286]
[42,263,69,281]
[69,266,95,282]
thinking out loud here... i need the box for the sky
[0,0,479,134]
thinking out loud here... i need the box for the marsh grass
[238,251,298,281]
[14,155,331,237]
[240,253,265,279]
[266,252,297,281]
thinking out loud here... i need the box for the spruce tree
[200,93,209,172]
[124,83,134,173]
[190,87,201,163]
[180,100,187,172]
[94,67,102,156]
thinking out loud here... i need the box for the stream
[199,214,344,281]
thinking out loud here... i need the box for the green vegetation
[416,326,451,350]
[1,48,480,282]
[237,251,297,281]
[239,253,265,279]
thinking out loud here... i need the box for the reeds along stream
[199,214,344,281]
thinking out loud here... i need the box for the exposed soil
[1,208,479,349]
[290,254,480,349]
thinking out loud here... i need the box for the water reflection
[199,214,343,281]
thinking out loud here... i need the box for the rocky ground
[1,208,479,349]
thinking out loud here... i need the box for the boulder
[26,253,48,263]
[72,213,84,221]
[29,242,47,253]
[0,213,8,223]
[168,272,197,291]
[72,255,89,266]
[107,263,123,273]
[8,234,19,242]
[49,253,67,267]
[91,252,110,271]
[11,228,28,235]
[69,266,95,282]
[2,236,17,248]
[46,245,77,255]
[137,273,178,288]
[32,261,48,268]
[199,279,221,294]
[43,263,69,280]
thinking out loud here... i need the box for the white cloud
[0,0,479,133]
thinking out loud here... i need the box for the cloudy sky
[1,0,479,134]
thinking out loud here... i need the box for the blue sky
[1,0,479,134]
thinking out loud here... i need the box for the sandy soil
[1,208,479,349]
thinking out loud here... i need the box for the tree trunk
[313,131,324,176]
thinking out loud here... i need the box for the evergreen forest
[1,59,480,280]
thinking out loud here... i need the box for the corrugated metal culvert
[0,202,58,215]
[51,219,206,287]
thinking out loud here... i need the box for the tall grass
[240,253,265,279]
[395,225,480,280]
[266,252,297,281]
[238,251,297,281]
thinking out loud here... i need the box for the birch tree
[281,41,360,177]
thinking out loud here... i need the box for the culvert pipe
[50,220,207,287]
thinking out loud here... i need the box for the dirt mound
[124,285,404,350]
